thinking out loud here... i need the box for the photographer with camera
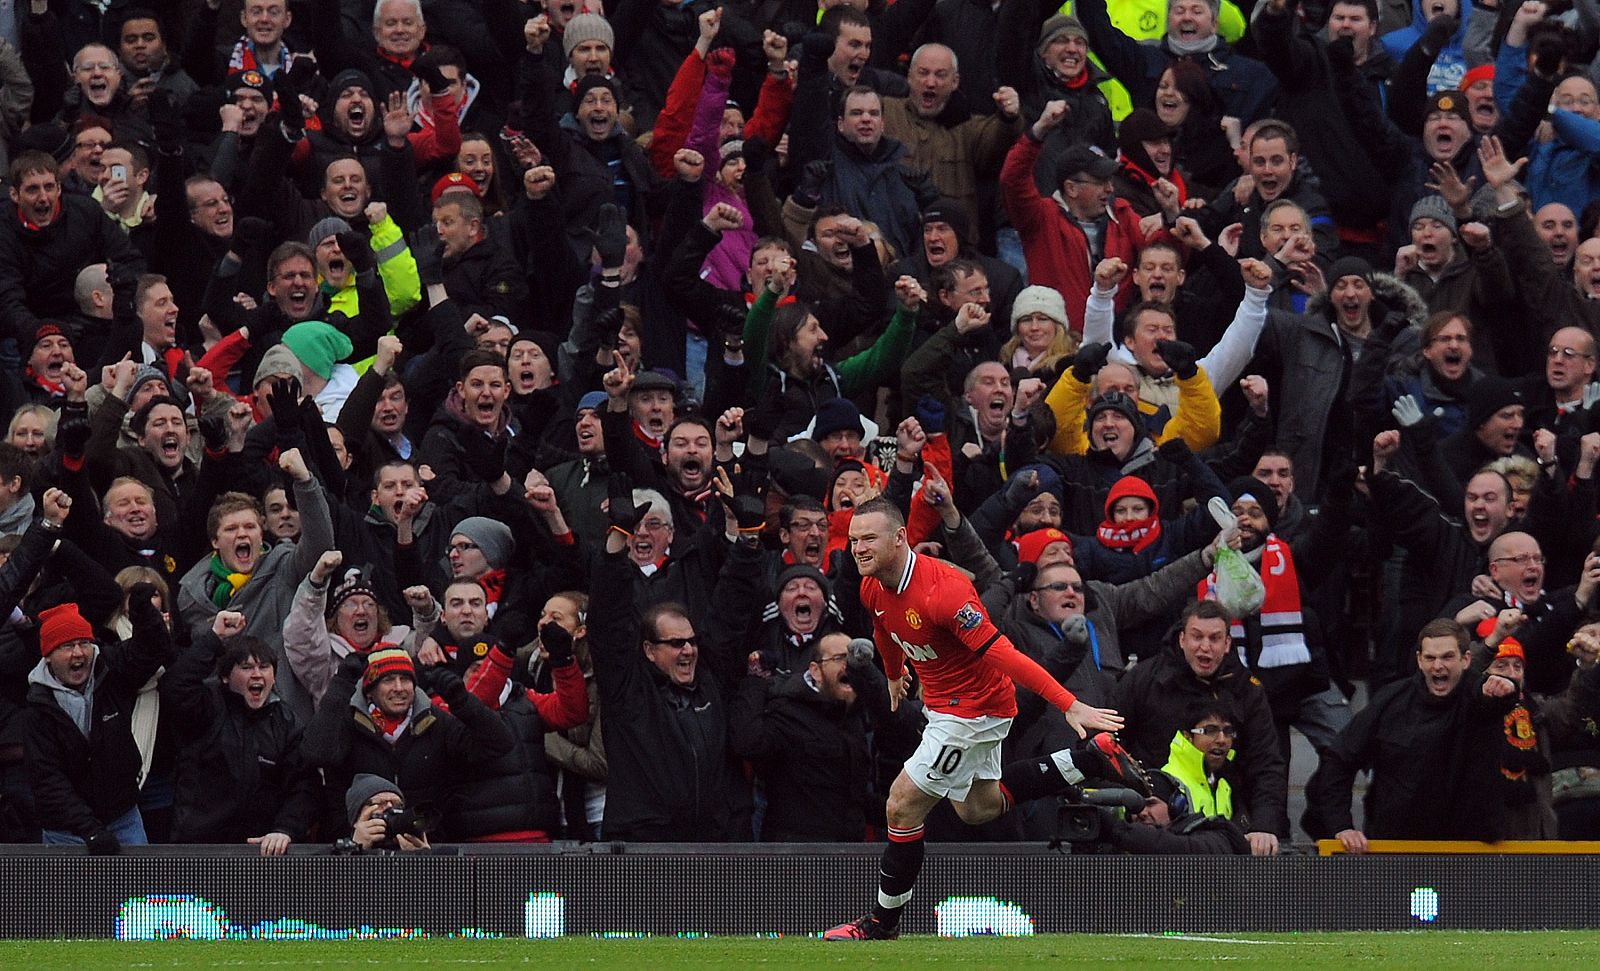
[1095,769,1250,855]
[344,774,431,853]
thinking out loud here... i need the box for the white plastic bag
[1212,546,1266,617]
[1206,497,1263,616]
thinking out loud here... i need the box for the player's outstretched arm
[981,637,1082,718]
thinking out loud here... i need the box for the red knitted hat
[1459,64,1494,92]
[1017,527,1073,566]
[362,645,414,691]
[1104,475,1159,518]
[38,603,94,657]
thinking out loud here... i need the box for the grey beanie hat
[345,772,402,825]
[563,13,615,58]
[307,216,352,247]
[253,342,304,388]
[1037,14,1088,55]
[451,516,514,569]
[1408,195,1458,235]
[129,364,177,401]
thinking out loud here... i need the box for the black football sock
[998,749,1084,807]
[870,824,925,928]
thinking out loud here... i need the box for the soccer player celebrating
[824,497,1147,940]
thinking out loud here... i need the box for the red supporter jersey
[861,549,1020,719]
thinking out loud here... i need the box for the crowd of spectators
[0,0,1599,857]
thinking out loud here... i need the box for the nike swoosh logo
[874,610,885,617]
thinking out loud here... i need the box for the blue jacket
[1380,0,1474,93]
[1495,42,1600,214]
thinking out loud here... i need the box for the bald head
[1534,203,1577,266]
[1548,324,1598,395]
[1487,531,1537,562]
[1095,362,1140,400]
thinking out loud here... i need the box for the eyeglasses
[648,636,698,650]
[1492,553,1545,567]
[1557,95,1598,110]
[816,654,849,666]
[74,138,111,151]
[1190,725,1238,739]
[638,519,672,532]
[1548,346,1593,360]
[74,61,118,74]
[448,541,479,553]
[1033,581,1085,593]
[785,518,829,533]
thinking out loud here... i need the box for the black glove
[745,395,784,442]
[233,216,273,251]
[274,68,305,131]
[1325,36,1357,77]
[730,494,767,533]
[337,650,369,683]
[794,160,831,209]
[593,203,628,270]
[198,414,227,452]
[412,59,452,94]
[607,473,651,535]
[594,307,624,350]
[1421,15,1457,53]
[1155,339,1199,380]
[462,431,508,482]
[415,233,446,287]
[57,419,92,461]
[336,230,376,274]
[1157,436,1192,464]
[427,666,467,703]
[266,376,302,450]
[741,135,772,174]
[1071,342,1113,382]
[127,582,162,617]
[86,828,121,856]
[539,622,574,666]
[1012,561,1039,596]
[107,257,140,300]
[148,90,184,151]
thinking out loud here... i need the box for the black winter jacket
[301,662,517,838]
[162,631,317,844]
[25,596,171,838]
[446,689,560,840]
[588,550,746,841]
[1304,670,1508,840]
[1113,644,1289,836]
[0,195,146,345]
[729,662,920,843]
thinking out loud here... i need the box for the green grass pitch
[5,932,1600,968]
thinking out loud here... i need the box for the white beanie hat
[1010,285,1070,331]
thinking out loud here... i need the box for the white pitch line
[1120,934,1341,945]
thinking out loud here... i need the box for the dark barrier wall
[3,845,1599,939]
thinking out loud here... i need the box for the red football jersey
[861,549,1022,719]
